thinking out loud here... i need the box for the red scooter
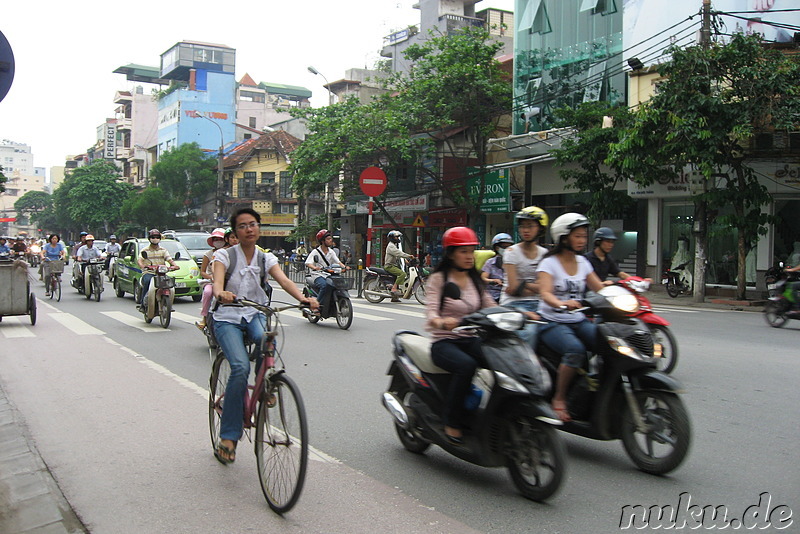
[615,277,678,374]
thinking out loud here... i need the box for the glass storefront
[774,198,800,267]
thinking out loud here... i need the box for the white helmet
[550,213,590,244]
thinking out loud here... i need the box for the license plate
[661,279,668,285]
[767,283,777,290]
[175,282,187,288]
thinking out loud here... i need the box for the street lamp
[195,112,225,226]
[308,65,335,230]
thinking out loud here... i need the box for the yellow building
[222,130,301,246]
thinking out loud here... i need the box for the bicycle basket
[49,260,65,273]
[157,276,176,289]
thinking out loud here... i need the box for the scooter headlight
[487,311,525,332]
[607,336,644,360]
[599,285,639,313]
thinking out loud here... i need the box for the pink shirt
[425,271,496,341]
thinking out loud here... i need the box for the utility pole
[691,0,712,303]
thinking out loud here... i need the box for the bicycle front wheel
[255,373,309,514]
[208,352,230,450]
[55,277,61,302]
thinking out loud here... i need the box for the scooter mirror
[443,281,461,301]
[141,251,148,259]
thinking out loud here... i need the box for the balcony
[116,118,132,131]
[439,14,485,33]
[116,147,132,160]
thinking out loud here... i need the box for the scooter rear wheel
[506,417,565,502]
[665,279,679,298]
[414,283,426,305]
[394,422,430,454]
[763,301,788,328]
[621,390,691,475]
[363,278,386,303]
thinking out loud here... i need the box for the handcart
[0,256,37,325]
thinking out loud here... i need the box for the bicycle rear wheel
[255,373,309,514]
[208,352,231,450]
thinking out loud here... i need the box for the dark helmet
[593,227,617,245]
[148,228,162,238]
[491,233,514,249]
[79,231,88,237]
[316,229,331,244]
[388,230,403,243]
[442,227,479,249]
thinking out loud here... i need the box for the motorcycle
[662,262,692,298]
[106,252,119,283]
[27,244,41,267]
[382,306,566,502]
[138,251,179,328]
[364,259,427,304]
[535,286,691,475]
[763,267,800,328]
[72,258,105,301]
[302,267,353,330]
[615,277,678,373]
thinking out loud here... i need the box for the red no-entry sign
[359,166,387,197]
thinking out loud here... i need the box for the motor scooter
[662,262,692,297]
[106,252,119,283]
[615,277,678,373]
[72,258,104,301]
[535,286,691,475]
[27,244,41,267]
[138,251,179,328]
[763,267,800,328]
[364,259,427,304]
[382,306,566,502]
[302,266,353,330]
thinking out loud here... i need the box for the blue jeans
[538,319,598,368]
[506,300,540,349]
[139,273,154,304]
[430,337,483,430]
[313,276,334,311]
[214,314,267,442]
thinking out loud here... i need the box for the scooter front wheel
[506,417,565,502]
[363,277,385,303]
[335,297,353,330]
[621,390,691,475]
[159,294,171,328]
[648,325,678,374]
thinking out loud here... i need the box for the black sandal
[214,443,236,465]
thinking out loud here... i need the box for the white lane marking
[37,300,60,313]
[171,311,200,325]
[282,309,392,322]
[0,316,36,338]
[270,287,423,319]
[101,336,340,464]
[49,313,105,335]
[353,304,424,318]
[100,311,169,332]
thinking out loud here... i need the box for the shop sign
[383,195,427,212]
[159,101,180,127]
[259,227,293,237]
[259,214,295,225]
[428,208,467,227]
[627,172,690,198]
[467,168,511,213]
[104,122,116,159]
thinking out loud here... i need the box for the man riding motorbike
[480,233,514,303]
[305,229,347,314]
[74,234,102,290]
[384,230,415,301]
[137,229,178,310]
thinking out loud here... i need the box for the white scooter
[363,259,428,304]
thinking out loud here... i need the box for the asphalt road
[1,274,798,533]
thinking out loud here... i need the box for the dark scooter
[382,303,566,502]
[302,267,353,330]
[535,286,691,475]
[763,266,800,328]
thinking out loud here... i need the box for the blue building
[156,41,236,158]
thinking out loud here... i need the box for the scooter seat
[368,267,391,276]
[396,333,448,374]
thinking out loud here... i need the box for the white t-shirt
[305,247,341,280]
[536,255,594,323]
[499,243,548,306]
[211,245,277,324]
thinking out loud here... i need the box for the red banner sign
[427,208,466,227]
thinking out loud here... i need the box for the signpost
[359,167,387,266]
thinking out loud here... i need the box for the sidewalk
[0,383,87,534]
[645,284,766,312]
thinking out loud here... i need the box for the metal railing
[277,260,364,296]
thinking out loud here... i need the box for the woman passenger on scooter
[536,213,604,422]
[425,227,496,444]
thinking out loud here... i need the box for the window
[240,91,265,103]
[249,117,256,128]
[279,171,293,199]
[280,204,294,214]
[238,172,256,198]
[244,134,252,140]
[194,48,222,64]
[261,172,275,184]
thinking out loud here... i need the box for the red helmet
[442,227,479,249]
[316,229,331,243]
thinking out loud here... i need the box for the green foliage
[150,142,217,219]
[120,187,181,229]
[289,27,511,218]
[151,81,186,101]
[288,213,327,245]
[0,165,7,193]
[14,190,52,221]
[64,161,133,232]
[551,102,635,222]
[607,34,800,298]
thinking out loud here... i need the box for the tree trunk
[734,165,748,301]
[692,199,707,303]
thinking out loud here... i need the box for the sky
[0,0,514,176]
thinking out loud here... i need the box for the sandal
[552,399,572,423]
[214,442,236,465]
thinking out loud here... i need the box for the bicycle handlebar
[223,298,311,315]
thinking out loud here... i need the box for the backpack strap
[313,247,330,267]
[223,246,272,303]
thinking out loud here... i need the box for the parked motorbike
[302,267,353,330]
[662,262,692,298]
[364,259,427,304]
[615,277,678,373]
[382,307,566,502]
[138,251,179,328]
[535,287,691,475]
[763,268,800,328]
[72,258,104,301]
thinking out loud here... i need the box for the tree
[55,160,132,233]
[0,165,7,193]
[149,143,217,220]
[290,27,512,221]
[551,102,635,223]
[608,34,800,301]
[119,187,180,230]
[14,190,52,224]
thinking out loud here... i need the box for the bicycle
[44,259,64,302]
[208,298,309,514]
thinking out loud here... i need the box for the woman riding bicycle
[41,234,66,296]
[211,208,317,464]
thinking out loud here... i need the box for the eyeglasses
[235,221,260,230]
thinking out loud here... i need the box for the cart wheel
[0,315,3,322]
[29,294,37,326]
